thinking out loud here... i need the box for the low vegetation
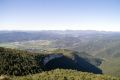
[13,69,120,80]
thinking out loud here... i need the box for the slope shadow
[73,54,102,74]
[44,54,102,74]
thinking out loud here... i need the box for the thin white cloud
[0,23,120,31]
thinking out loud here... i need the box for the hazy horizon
[0,0,120,31]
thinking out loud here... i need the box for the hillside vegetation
[0,47,45,76]
[0,47,102,76]
[13,69,120,80]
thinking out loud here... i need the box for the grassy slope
[100,58,120,77]
[13,69,120,80]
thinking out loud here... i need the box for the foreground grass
[13,69,120,80]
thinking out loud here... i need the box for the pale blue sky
[0,0,120,31]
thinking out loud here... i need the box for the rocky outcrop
[43,54,63,65]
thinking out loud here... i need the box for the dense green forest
[0,47,45,76]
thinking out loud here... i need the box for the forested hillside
[0,47,45,76]
[0,47,102,76]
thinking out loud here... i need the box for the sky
[0,0,120,31]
